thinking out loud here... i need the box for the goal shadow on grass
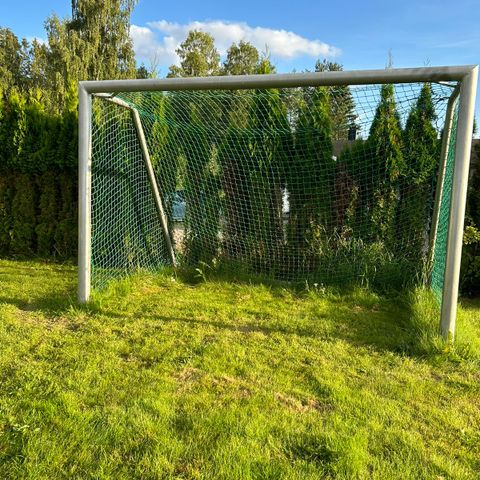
[94,298,436,358]
[92,278,438,359]
[167,266,440,356]
[0,260,443,358]
[0,260,77,315]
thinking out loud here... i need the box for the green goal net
[90,81,459,296]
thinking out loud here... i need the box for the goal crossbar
[78,65,478,341]
[80,66,474,93]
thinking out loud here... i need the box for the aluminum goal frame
[78,65,478,340]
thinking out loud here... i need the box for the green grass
[0,259,479,479]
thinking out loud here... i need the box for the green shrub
[10,173,37,254]
[54,172,77,258]
[396,84,439,262]
[461,225,480,296]
[461,142,480,295]
[0,172,14,253]
[36,171,58,256]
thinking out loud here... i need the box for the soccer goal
[78,65,478,339]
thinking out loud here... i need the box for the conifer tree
[364,84,404,246]
[54,172,77,258]
[248,60,291,272]
[36,172,58,256]
[168,31,222,264]
[0,90,27,171]
[55,85,78,171]
[218,42,264,260]
[218,128,253,258]
[397,83,439,261]
[0,2,137,257]
[20,90,50,172]
[287,87,333,269]
[181,103,220,264]
[335,140,364,231]
[11,173,37,254]
[466,141,480,227]
[148,93,179,244]
[0,171,13,254]
[315,59,357,140]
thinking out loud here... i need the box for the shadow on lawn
[3,290,437,359]
[0,261,77,316]
[170,267,431,355]
[0,290,77,316]
[0,260,440,358]
[96,297,425,357]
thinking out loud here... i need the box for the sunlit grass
[0,259,479,479]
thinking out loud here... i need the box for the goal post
[78,65,478,340]
[440,67,478,338]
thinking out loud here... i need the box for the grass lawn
[0,259,479,479]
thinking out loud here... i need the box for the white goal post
[78,65,478,340]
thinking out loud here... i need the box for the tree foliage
[168,30,220,78]
[223,41,260,75]
[287,87,333,266]
[0,14,474,295]
[248,61,290,271]
[462,142,480,295]
[42,0,136,110]
[0,27,29,95]
[0,3,122,258]
[315,59,357,140]
[397,84,439,262]
[365,84,404,245]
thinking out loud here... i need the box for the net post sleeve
[428,86,460,266]
[130,108,177,267]
[440,66,478,340]
[78,84,92,303]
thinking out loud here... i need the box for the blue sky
[1,0,479,121]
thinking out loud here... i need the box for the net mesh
[90,81,459,295]
[431,107,458,300]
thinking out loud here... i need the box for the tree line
[0,1,477,293]
[138,36,440,287]
[0,0,138,257]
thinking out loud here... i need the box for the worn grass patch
[0,259,479,479]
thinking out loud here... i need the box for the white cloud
[130,19,340,70]
[27,36,47,46]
